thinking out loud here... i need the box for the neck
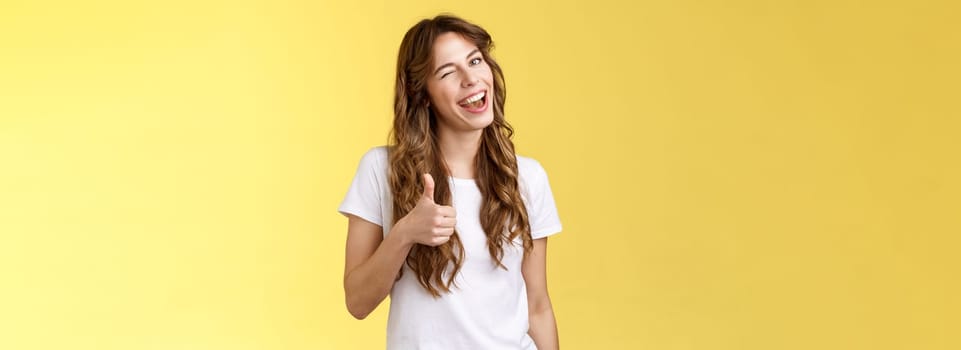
[437,127,483,179]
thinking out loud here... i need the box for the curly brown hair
[388,14,533,297]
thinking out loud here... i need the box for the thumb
[422,173,435,202]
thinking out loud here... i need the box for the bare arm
[343,215,413,319]
[523,237,559,349]
[343,174,456,319]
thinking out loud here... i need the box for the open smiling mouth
[457,90,487,112]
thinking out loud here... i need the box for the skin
[426,32,495,178]
[343,32,558,349]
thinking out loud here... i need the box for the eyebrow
[433,49,481,76]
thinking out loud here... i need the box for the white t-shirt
[338,146,562,350]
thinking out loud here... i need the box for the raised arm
[343,174,457,319]
[343,215,410,319]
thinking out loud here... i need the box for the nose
[461,71,479,88]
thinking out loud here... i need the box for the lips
[457,90,487,112]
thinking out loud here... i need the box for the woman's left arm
[523,237,559,350]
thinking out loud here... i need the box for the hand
[396,174,457,247]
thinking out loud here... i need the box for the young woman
[338,14,562,349]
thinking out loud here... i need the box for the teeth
[463,92,485,104]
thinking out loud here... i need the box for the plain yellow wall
[2,0,959,349]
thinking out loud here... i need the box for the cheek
[480,67,496,89]
[425,84,443,104]
[482,64,494,78]
[428,83,456,105]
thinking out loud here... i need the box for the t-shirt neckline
[449,176,475,184]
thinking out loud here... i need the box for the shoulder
[340,146,392,228]
[355,146,389,175]
[516,154,548,181]
[515,154,563,237]
[515,154,551,196]
[350,146,390,190]
[358,146,389,165]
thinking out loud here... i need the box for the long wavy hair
[388,14,533,297]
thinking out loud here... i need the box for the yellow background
[2,0,958,349]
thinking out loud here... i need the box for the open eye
[470,57,483,66]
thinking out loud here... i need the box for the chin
[467,112,494,130]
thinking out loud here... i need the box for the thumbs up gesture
[396,174,457,247]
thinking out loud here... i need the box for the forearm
[528,303,559,350]
[344,229,412,319]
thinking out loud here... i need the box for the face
[426,32,495,134]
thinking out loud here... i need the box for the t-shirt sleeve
[338,148,386,227]
[526,160,563,239]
